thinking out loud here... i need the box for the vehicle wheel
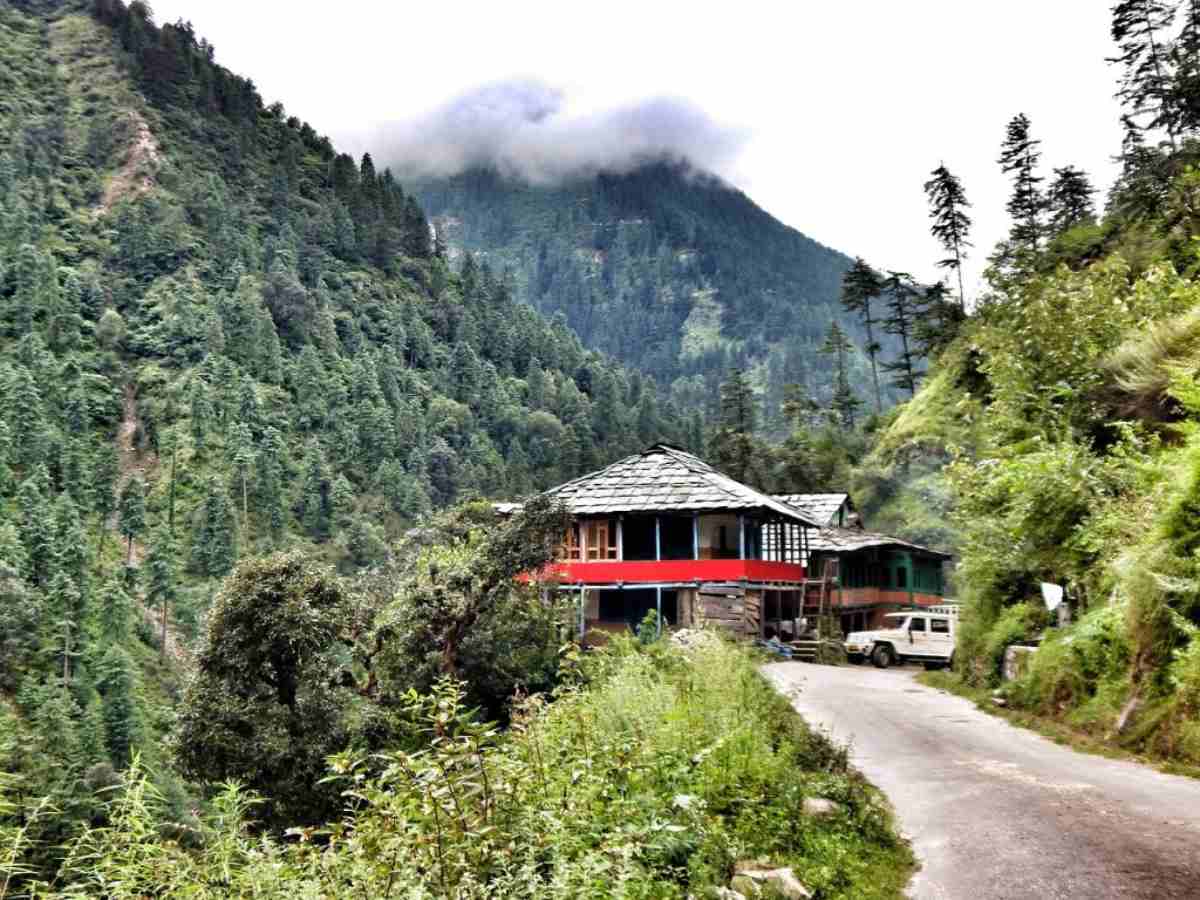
[871,645,893,669]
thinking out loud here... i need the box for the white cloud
[148,0,1124,292]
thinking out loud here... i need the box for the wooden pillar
[693,514,700,560]
[738,514,745,560]
[655,516,662,561]
[656,585,663,637]
[578,584,586,641]
[616,516,624,561]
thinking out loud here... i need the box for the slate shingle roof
[772,493,852,527]
[543,444,823,525]
[809,527,953,560]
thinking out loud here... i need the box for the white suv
[844,611,956,669]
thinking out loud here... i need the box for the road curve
[764,662,1200,900]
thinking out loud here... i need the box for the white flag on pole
[1040,582,1064,612]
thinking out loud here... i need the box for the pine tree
[117,476,146,566]
[189,379,210,452]
[819,322,862,428]
[17,469,53,586]
[839,258,885,412]
[297,443,332,538]
[880,272,924,399]
[145,533,177,658]
[923,164,972,310]
[91,444,119,554]
[190,477,238,578]
[96,645,139,766]
[711,369,759,484]
[230,422,254,530]
[52,493,89,598]
[97,577,133,643]
[161,424,179,535]
[998,114,1046,258]
[1110,0,1178,149]
[1046,166,1097,234]
[913,282,966,359]
[1172,0,1200,133]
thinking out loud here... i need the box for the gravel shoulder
[764,662,1200,900]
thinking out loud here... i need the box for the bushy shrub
[1006,603,1132,717]
[16,638,911,898]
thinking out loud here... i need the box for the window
[559,520,617,561]
[930,618,950,634]
[558,523,581,561]
[896,567,908,588]
[909,617,926,632]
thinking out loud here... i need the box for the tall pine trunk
[864,312,883,413]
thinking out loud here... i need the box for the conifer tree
[998,114,1046,258]
[45,572,83,681]
[96,645,139,766]
[117,476,146,566]
[230,422,254,530]
[97,577,133,643]
[819,322,862,428]
[191,477,238,578]
[145,532,177,657]
[711,369,759,483]
[1172,0,1200,133]
[160,424,179,535]
[52,493,89,597]
[91,444,119,553]
[923,164,972,311]
[1110,0,1178,149]
[880,272,924,399]
[17,469,53,586]
[1047,166,1098,234]
[839,258,885,412]
[189,379,210,452]
[298,443,333,538]
[913,282,966,359]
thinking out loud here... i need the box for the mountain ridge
[413,159,894,428]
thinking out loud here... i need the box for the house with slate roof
[772,493,860,530]
[541,444,820,638]
[508,444,953,641]
[805,528,952,634]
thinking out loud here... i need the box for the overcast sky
[151,0,1123,292]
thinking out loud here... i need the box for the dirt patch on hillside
[98,111,160,214]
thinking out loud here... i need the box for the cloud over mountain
[357,79,747,184]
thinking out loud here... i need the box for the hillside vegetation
[415,163,894,429]
[848,2,1200,764]
[0,0,694,870]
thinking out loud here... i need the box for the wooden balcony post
[579,584,586,641]
[738,514,745,560]
[656,585,663,637]
[655,516,661,561]
[692,514,700,560]
[616,516,624,561]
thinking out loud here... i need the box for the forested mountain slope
[0,0,690,860]
[415,163,890,426]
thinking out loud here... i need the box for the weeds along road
[764,663,1200,900]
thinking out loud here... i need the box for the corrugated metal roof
[542,445,823,525]
[773,493,852,527]
[809,527,953,560]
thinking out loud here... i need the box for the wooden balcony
[548,559,808,586]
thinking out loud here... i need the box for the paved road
[764,663,1200,900]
